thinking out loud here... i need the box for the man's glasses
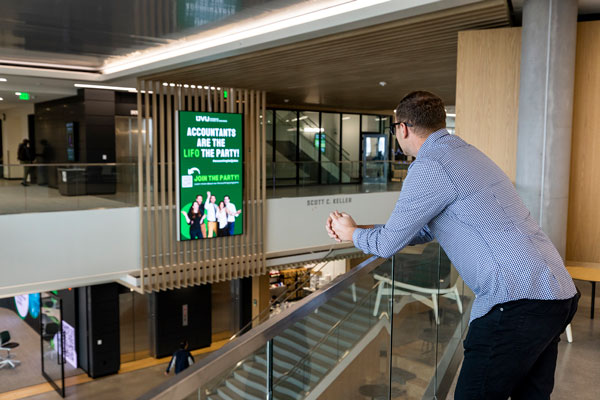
[389,121,413,136]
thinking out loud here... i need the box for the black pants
[190,227,202,240]
[455,293,579,400]
[217,225,229,237]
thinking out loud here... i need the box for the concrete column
[515,0,578,258]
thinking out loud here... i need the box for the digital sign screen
[66,122,77,162]
[178,111,243,241]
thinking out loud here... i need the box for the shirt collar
[416,128,449,158]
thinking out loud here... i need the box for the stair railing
[272,279,386,393]
[137,255,387,400]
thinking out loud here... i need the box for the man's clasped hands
[325,211,358,243]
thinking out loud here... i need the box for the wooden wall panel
[456,22,600,263]
[137,81,267,292]
[455,27,521,181]
[567,22,600,263]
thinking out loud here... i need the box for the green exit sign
[19,92,30,100]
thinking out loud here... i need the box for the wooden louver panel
[137,80,267,292]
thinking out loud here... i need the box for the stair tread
[272,339,335,368]
[214,385,244,400]
[284,326,354,349]
[225,376,265,400]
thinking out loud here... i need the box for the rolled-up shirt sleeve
[352,159,456,258]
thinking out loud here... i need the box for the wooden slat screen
[137,80,267,292]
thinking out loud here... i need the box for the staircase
[205,284,381,400]
[269,113,355,185]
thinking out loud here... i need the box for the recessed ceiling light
[0,97,3,101]
[15,92,21,96]
[0,78,7,82]
[283,99,290,103]
[379,81,387,87]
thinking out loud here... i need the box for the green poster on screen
[178,111,243,241]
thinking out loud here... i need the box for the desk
[566,261,600,319]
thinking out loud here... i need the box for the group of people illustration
[181,191,241,239]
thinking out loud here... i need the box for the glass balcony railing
[138,243,474,400]
[0,159,411,214]
[0,163,137,215]
[266,160,410,197]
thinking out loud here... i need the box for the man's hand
[328,211,358,242]
[326,214,341,242]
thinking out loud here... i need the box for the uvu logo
[195,115,228,123]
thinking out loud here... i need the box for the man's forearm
[357,224,375,229]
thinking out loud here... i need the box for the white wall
[0,207,140,297]
[265,191,400,256]
[315,259,346,282]
[2,104,34,178]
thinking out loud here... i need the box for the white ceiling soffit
[0,0,495,82]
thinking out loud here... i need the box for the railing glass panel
[201,345,268,400]
[266,160,405,198]
[273,261,392,399]
[0,163,137,215]
[138,245,474,400]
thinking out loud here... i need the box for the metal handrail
[137,255,386,400]
[272,279,384,389]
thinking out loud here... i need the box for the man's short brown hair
[394,91,446,135]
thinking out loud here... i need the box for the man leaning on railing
[325,91,579,400]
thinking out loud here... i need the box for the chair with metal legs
[0,330,21,368]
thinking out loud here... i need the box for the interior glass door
[40,292,65,398]
[362,134,388,183]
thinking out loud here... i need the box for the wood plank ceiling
[145,0,511,111]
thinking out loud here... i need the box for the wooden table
[566,261,600,319]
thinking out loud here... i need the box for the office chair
[0,330,21,368]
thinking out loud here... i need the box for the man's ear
[401,123,410,139]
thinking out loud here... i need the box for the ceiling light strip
[73,83,152,93]
[0,59,99,73]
